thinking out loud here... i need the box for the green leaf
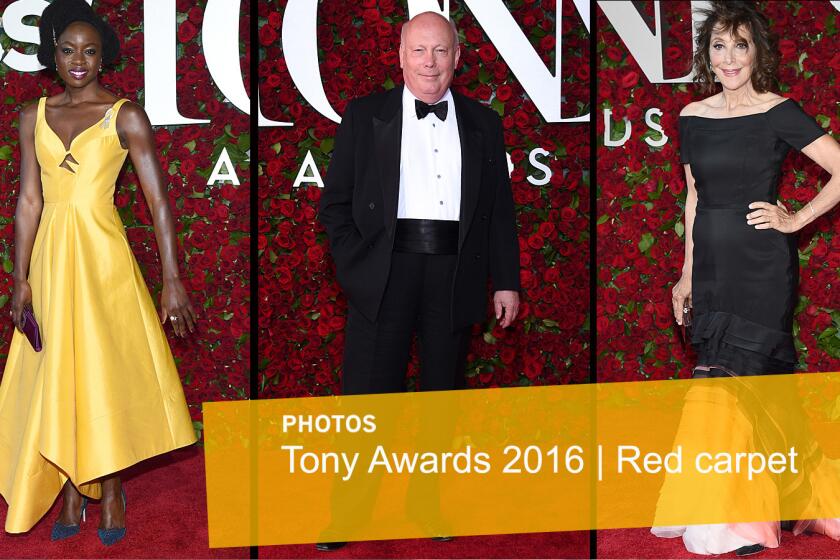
[0,145,12,161]
[320,137,334,154]
[638,232,655,254]
[490,98,505,117]
[817,327,837,341]
[596,214,610,225]
[192,421,204,442]
[675,221,685,237]
[827,12,837,36]
[817,114,831,129]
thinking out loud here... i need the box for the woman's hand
[159,278,197,337]
[671,274,692,325]
[10,279,33,332]
[746,200,801,233]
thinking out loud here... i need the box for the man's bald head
[400,11,459,48]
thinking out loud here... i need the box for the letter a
[207,147,241,185]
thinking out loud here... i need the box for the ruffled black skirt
[690,207,799,376]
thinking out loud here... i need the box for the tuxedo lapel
[373,86,403,234]
[454,93,483,249]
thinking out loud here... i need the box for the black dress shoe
[735,544,765,556]
[430,536,454,542]
[315,542,347,551]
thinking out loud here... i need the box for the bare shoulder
[116,101,150,124]
[760,92,788,110]
[680,96,719,117]
[115,101,153,135]
[679,102,701,117]
[19,100,39,125]
[43,93,65,107]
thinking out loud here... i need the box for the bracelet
[808,201,816,218]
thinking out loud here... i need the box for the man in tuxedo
[320,11,520,396]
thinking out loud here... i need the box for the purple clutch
[21,307,42,352]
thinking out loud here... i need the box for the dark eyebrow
[58,40,99,47]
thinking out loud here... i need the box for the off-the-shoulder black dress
[679,99,825,375]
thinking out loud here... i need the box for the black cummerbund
[393,219,459,255]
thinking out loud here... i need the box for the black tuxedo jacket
[319,86,520,330]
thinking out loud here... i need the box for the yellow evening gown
[0,97,197,533]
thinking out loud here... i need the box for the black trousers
[342,251,470,395]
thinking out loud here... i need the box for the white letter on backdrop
[143,0,208,125]
[208,147,241,186]
[282,0,340,124]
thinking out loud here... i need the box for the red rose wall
[0,0,251,433]
[597,1,840,381]
[259,0,590,397]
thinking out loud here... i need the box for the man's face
[399,14,460,104]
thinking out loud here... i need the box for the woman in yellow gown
[0,0,197,545]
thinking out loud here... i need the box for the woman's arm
[672,163,697,324]
[117,102,196,337]
[10,104,44,330]
[747,134,840,231]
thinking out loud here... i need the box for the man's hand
[493,290,520,328]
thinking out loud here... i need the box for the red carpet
[598,528,840,558]
[0,446,248,559]
[260,531,590,558]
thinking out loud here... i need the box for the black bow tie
[415,99,448,121]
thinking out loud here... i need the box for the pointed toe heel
[736,544,765,556]
[50,497,87,541]
[51,523,80,541]
[98,526,127,546]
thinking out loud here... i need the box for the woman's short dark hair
[692,1,778,94]
[37,0,120,68]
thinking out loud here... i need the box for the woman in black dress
[658,1,840,554]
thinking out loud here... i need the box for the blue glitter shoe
[97,488,126,546]
[50,497,87,541]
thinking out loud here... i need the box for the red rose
[496,85,513,102]
[478,44,498,63]
[178,21,198,43]
[779,39,797,59]
[606,47,623,62]
[475,84,492,101]
[620,71,639,89]
[259,24,278,46]
[465,27,482,44]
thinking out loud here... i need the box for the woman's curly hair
[37,0,120,69]
[692,1,778,94]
